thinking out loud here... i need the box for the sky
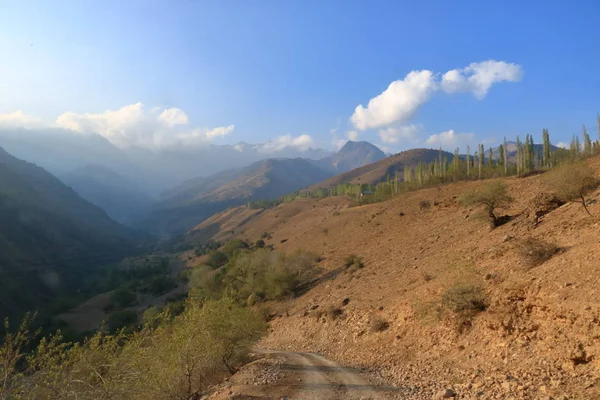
[0,0,599,153]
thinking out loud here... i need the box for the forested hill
[0,147,144,321]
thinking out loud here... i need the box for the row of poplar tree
[246,118,600,208]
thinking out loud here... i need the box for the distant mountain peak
[330,140,386,171]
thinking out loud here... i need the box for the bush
[221,239,249,257]
[546,162,600,215]
[255,239,265,249]
[148,275,177,296]
[442,284,487,314]
[516,237,560,268]
[419,200,431,211]
[261,232,270,239]
[107,310,138,332]
[344,254,364,269]
[459,181,513,227]
[370,316,390,332]
[205,250,228,269]
[110,287,137,308]
[326,306,343,320]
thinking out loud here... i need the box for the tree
[460,181,513,227]
[542,128,551,168]
[583,125,593,157]
[547,162,600,215]
[478,143,484,179]
[516,136,522,175]
[498,144,504,172]
[503,137,509,175]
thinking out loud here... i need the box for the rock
[433,388,457,399]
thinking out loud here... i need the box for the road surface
[210,350,409,399]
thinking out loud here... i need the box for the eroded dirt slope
[195,158,600,399]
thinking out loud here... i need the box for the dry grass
[516,237,560,268]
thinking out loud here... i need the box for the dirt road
[209,350,411,399]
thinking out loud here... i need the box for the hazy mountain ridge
[61,165,154,225]
[0,147,143,320]
[137,158,335,236]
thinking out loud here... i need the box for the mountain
[325,141,386,172]
[308,148,454,189]
[137,158,334,236]
[0,128,333,195]
[0,147,143,320]
[61,165,154,225]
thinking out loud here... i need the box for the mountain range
[137,141,386,236]
[0,147,144,320]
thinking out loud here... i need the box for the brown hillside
[307,148,453,189]
[191,157,600,399]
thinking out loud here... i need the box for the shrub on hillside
[344,254,364,269]
[546,162,600,215]
[419,200,431,211]
[516,237,560,268]
[108,310,138,333]
[110,287,137,308]
[442,283,487,314]
[205,250,228,269]
[370,316,390,332]
[2,299,266,399]
[148,275,177,296]
[255,239,265,249]
[459,181,513,227]
[221,239,249,257]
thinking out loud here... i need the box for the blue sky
[0,0,599,152]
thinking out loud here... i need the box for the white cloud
[441,60,523,99]
[350,60,523,132]
[345,130,359,141]
[378,124,423,144]
[260,134,314,153]
[556,142,569,149]
[0,110,45,129]
[350,70,436,131]
[426,129,475,149]
[158,108,189,127]
[329,127,338,135]
[55,103,234,149]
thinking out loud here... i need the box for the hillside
[61,164,153,224]
[138,158,335,236]
[309,148,454,189]
[0,147,143,321]
[190,157,600,399]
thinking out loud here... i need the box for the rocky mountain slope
[190,157,600,399]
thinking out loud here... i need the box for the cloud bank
[55,103,234,149]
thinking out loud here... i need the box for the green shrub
[419,200,431,211]
[148,275,177,296]
[205,250,228,269]
[221,239,249,257]
[107,310,138,332]
[344,254,364,269]
[255,239,265,249]
[110,287,136,308]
